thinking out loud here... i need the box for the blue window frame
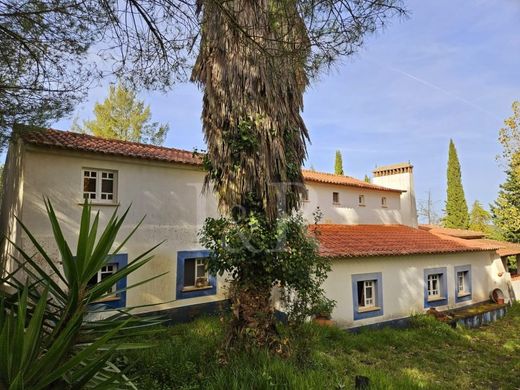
[88,253,127,310]
[176,250,217,300]
[454,265,472,303]
[424,267,448,308]
[352,272,383,320]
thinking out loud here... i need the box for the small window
[427,274,441,298]
[455,265,472,302]
[83,169,117,203]
[358,195,365,206]
[86,254,128,309]
[88,263,118,293]
[352,272,383,320]
[183,258,210,289]
[332,192,340,204]
[357,280,376,308]
[176,250,217,300]
[381,197,387,207]
[424,267,447,308]
[301,189,309,202]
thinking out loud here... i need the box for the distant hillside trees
[334,150,344,175]
[469,200,491,233]
[491,154,520,242]
[443,139,469,228]
[76,83,169,145]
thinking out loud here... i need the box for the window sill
[182,285,213,293]
[427,296,446,303]
[357,306,381,313]
[77,202,120,207]
[381,206,388,208]
[358,204,366,207]
[332,202,341,206]
[457,292,471,298]
[94,296,120,303]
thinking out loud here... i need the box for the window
[455,265,472,302]
[83,169,117,203]
[176,250,217,299]
[358,280,376,308]
[424,267,447,308]
[87,254,127,309]
[332,192,340,204]
[88,264,118,293]
[352,272,383,320]
[358,195,365,206]
[301,189,309,202]
[427,274,441,298]
[381,197,387,207]
[183,258,209,289]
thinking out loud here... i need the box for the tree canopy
[491,154,520,243]
[335,150,344,175]
[443,139,469,229]
[0,0,406,147]
[469,200,491,234]
[78,83,169,145]
[498,101,520,164]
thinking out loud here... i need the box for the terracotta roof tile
[469,239,520,257]
[312,224,498,258]
[301,169,403,193]
[21,128,203,166]
[419,225,486,239]
[20,128,401,193]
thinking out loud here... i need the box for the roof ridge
[40,128,200,155]
[301,169,358,180]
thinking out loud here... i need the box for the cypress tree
[443,139,469,228]
[334,150,344,175]
[364,174,370,183]
[491,154,520,242]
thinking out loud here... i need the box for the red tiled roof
[419,224,486,239]
[302,170,403,193]
[470,239,520,257]
[19,128,401,193]
[312,224,499,258]
[21,128,203,166]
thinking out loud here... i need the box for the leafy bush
[199,210,331,347]
[0,200,163,389]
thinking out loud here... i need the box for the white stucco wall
[19,146,225,313]
[325,251,510,328]
[0,138,25,275]
[300,182,403,225]
[372,171,418,227]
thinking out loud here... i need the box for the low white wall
[325,251,509,328]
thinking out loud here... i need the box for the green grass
[124,303,520,389]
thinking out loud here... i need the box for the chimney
[372,162,418,227]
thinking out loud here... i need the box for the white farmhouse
[1,128,516,328]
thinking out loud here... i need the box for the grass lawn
[124,303,520,389]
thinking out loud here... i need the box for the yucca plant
[0,199,165,389]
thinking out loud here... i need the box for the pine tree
[443,139,469,228]
[491,154,520,242]
[334,150,344,175]
[469,200,491,233]
[81,83,169,145]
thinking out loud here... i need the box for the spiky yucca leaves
[0,200,164,389]
[192,0,310,221]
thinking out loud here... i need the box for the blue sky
[53,0,520,219]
